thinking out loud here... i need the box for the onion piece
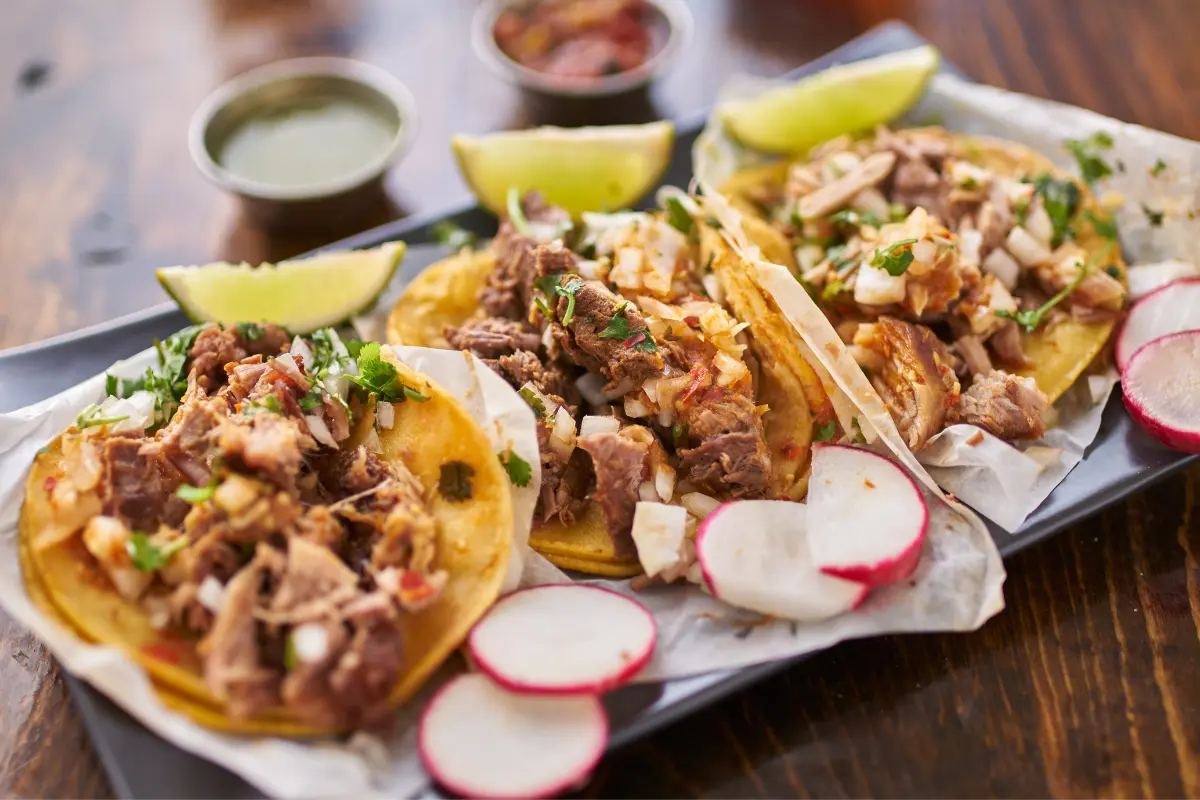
[290,336,315,371]
[1005,226,1052,267]
[701,273,724,305]
[197,576,226,613]
[551,406,577,456]
[375,401,395,430]
[306,415,338,448]
[854,264,907,305]
[579,415,620,438]
[625,396,651,418]
[982,248,1021,290]
[271,352,312,389]
[654,464,676,503]
[958,229,983,267]
[290,623,330,664]
[575,373,609,407]
[638,481,659,502]
[680,492,720,519]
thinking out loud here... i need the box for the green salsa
[218,96,396,188]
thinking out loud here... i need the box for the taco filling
[730,126,1126,450]
[28,323,458,728]
[435,192,777,564]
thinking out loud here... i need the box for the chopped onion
[1024,204,1055,247]
[520,381,556,418]
[982,248,1021,290]
[851,187,890,218]
[197,575,226,613]
[364,428,382,454]
[638,481,659,502]
[654,464,677,503]
[911,239,937,264]
[854,264,907,305]
[576,258,609,282]
[305,415,338,448]
[62,434,102,491]
[575,373,609,406]
[271,352,311,388]
[624,396,651,418]
[144,597,171,630]
[551,406,577,456]
[642,378,660,404]
[795,244,826,272]
[630,501,688,578]
[680,492,721,519]
[611,247,645,291]
[213,474,259,514]
[290,623,330,664]
[290,336,314,371]
[712,351,750,387]
[1127,259,1199,299]
[958,229,983,267]
[1005,226,1052,267]
[579,415,621,438]
[701,272,724,305]
[375,401,394,430]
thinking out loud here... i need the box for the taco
[716,126,1127,452]
[19,321,512,734]
[388,191,837,576]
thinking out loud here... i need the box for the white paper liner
[694,69,1200,531]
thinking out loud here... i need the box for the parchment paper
[695,69,1200,531]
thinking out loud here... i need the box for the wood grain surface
[2,0,1198,797]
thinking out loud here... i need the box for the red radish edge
[467,584,658,696]
[1121,329,1200,453]
[418,674,608,800]
[808,443,929,587]
[1115,276,1200,371]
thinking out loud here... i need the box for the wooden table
[2,0,1199,796]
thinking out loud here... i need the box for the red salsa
[493,0,653,81]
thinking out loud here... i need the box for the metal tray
[1,21,1194,800]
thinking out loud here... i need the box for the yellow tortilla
[19,353,513,736]
[719,131,1126,404]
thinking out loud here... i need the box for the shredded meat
[101,437,189,531]
[952,334,995,379]
[536,427,593,524]
[189,324,290,392]
[553,282,664,390]
[444,317,541,359]
[946,369,1048,441]
[676,394,770,497]
[578,431,648,556]
[989,319,1034,369]
[487,350,580,406]
[479,193,574,319]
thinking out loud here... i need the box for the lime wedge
[720,46,941,154]
[156,242,405,333]
[452,122,674,217]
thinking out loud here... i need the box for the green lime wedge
[720,46,941,154]
[452,121,674,218]
[156,242,405,334]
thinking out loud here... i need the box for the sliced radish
[806,444,928,587]
[468,585,656,695]
[696,500,868,621]
[1115,277,1200,370]
[1121,330,1200,453]
[419,673,607,799]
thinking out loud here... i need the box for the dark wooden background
[2,0,1199,797]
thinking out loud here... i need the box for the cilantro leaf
[344,339,366,359]
[828,209,882,228]
[599,302,635,340]
[105,373,118,397]
[348,342,430,403]
[671,423,689,448]
[664,195,696,239]
[298,388,325,412]
[888,202,908,222]
[242,395,282,417]
[498,449,532,487]
[518,386,546,418]
[438,461,475,502]
[235,322,265,341]
[75,404,130,430]
[1065,132,1114,185]
[126,533,187,573]
[558,278,585,326]
[629,333,658,352]
[176,473,220,504]
[997,244,1116,333]
[1081,209,1119,241]
[1142,204,1165,227]
[814,420,838,443]
[869,238,918,276]
[1026,174,1082,247]
[431,220,478,251]
[506,187,531,237]
[1151,158,1168,177]
[821,275,848,301]
[534,274,585,326]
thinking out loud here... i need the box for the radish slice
[807,444,928,587]
[468,585,657,695]
[419,673,608,799]
[696,500,868,621]
[1115,277,1200,370]
[1121,330,1200,453]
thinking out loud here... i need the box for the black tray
[1,21,1194,800]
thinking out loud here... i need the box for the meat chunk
[188,323,290,392]
[535,427,593,524]
[947,370,1048,441]
[989,319,1034,369]
[479,194,574,319]
[488,350,580,406]
[578,431,649,556]
[856,317,961,450]
[157,398,226,486]
[444,317,541,359]
[218,414,310,493]
[259,538,360,626]
[678,432,770,497]
[553,282,664,390]
[325,619,407,728]
[951,334,994,379]
[101,437,189,531]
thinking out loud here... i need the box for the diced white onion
[305,415,338,448]
[911,239,937,264]
[1126,259,1199,299]
[958,229,983,267]
[851,187,890,218]
[638,481,659,502]
[290,623,330,664]
[576,258,608,282]
[982,247,1021,290]
[520,381,555,416]
[630,501,688,578]
[363,428,382,454]
[290,336,314,371]
[579,415,621,438]
[551,406,577,456]
[375,401,394,430]
[91,390,157,434]
[611,247,645,291]
[654,464,676,503]
[197,575,226,613]
[795,244,826,273]
[624,396,651,418]
[1005,226,1053,267]
[823,151,861,181]
[1024,204,1055,247]
[854,264,907,305]
[680,492,721,519]
[712,351,749,387]
[271,352,310,388]
[144,598,171,631]
[701,272,724,305]
[575,373,610,406]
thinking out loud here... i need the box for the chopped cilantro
[105,373,118,397]
[997,244,1115,333]
[828,209,882,228]
[626,332,659,352]
[821,275,848,301]
[1142,204,1164,227]
[131,324,206,430]
[498,449,532,487]
[824,243,857,273]
[344,339,366,359]
[283,634,297,671]
[242,395,282,417]
[671,423,689,448]
[431,220,477,251]
[438,461,475,502]
[558,279,585,326]
[506,187,531,237]
[1026,174,1082,247]
[663,195,696,239]
[1151,158,1168,177]
[869,238,918,276]
[600,302,635,340]
[176,473,220,504]
[348,342,430,403]
[961,176,980,190]
[235,322,265,341]
[814,420,838,443]
[126,533,187,573]
[1080,209,1119,241]
[518,386,546,418]
[75,404,130,430]
[1064,132,1114,185]
[298,388,324,412]
[888,202,908,222]
[534,274,585,326]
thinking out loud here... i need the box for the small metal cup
[189,57,419,233]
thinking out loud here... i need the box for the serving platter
[0,21,1194,800]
